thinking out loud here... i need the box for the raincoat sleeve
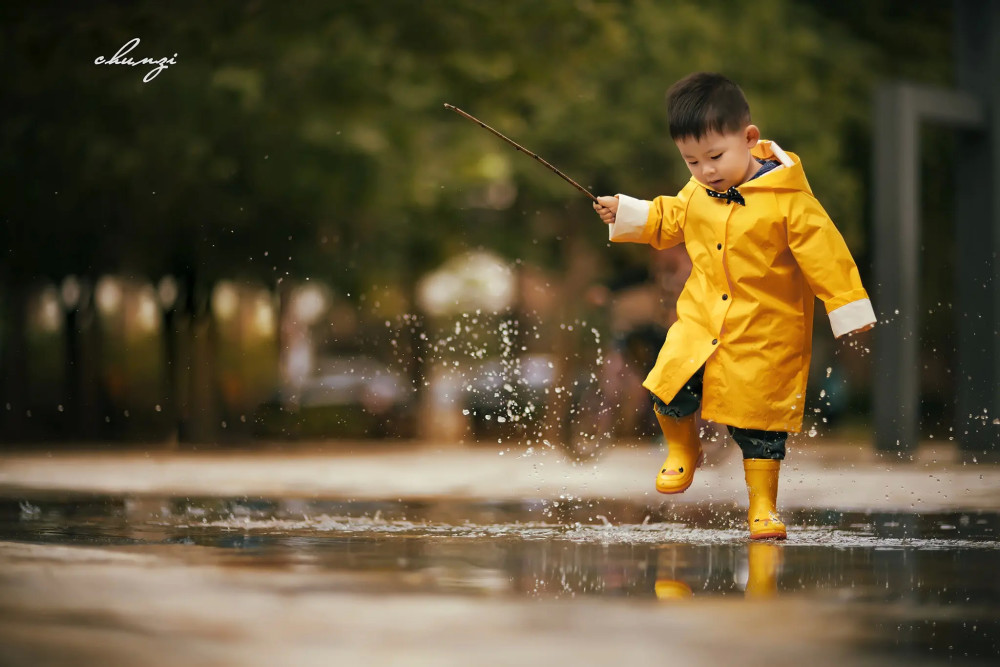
[786,192,877,338]
[608,185,693,250]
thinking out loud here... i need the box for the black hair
[667,72,751,140]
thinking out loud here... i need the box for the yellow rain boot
[743,459,787,540]
[744,542,783,598]
[654,413,703,494]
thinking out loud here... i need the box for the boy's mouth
[709,179,726,190]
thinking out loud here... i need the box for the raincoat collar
[690,140,813,196]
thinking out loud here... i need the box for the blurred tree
[0,0,954,441]
[0,0,952,290]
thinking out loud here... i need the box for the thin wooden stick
[444,103,598,202]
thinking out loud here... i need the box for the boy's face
[674,125,761,192]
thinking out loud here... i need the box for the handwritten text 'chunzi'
[95,38,178,83]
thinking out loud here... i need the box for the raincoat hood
[740,141,813,194]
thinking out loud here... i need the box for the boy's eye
[710,154,722,160]
[687,161,698,166]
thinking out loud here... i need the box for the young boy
[593,72,875,540]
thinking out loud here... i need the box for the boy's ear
[745,125,760,147]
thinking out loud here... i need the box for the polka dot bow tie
[706,186,745,206]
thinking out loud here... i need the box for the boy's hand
[593,195,619,225]
[846,323,875,336]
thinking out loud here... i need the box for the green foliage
[1,0,952,296]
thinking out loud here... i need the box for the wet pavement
[1,441,999,665]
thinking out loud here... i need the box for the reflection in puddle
[1,495,999,663]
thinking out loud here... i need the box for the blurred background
[0,1,970,451]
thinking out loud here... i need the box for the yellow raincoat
[608,141,876,432]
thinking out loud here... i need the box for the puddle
[1,494,998,664]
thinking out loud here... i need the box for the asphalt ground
[0,437,997,512]
[2,437,999,666]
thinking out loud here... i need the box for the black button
[712,339,718,345]
[717,243,722,250]
[722,294,728,301]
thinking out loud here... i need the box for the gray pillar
[993,7,1000,459]
[954,0,1000,458]
[872,84,984,453]
[873,85,920,452]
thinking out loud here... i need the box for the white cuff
[829,298,877,338]
[608,194,650,242]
